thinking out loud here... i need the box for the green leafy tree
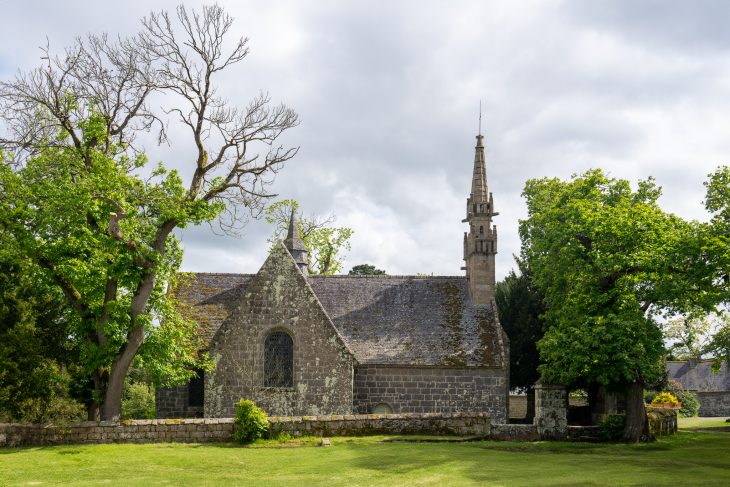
[121,375,156,420]
[0,5,298,421]
[519,169,713,442]
[265,199,352,275]
[702,166,730,299]
[702,166,730,371]
[664,313,723,360]
[495,262,545,392]
[0,237,85,423]
[348,264,386,275]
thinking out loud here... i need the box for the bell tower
[462,130,498,304]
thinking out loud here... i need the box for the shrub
[651,392,680,407]
[598,414,625,441]
[677,390,700,418]
[121,380,156,420]
[644,390,658,404]
[233,399,269,443]
[664,379,684,397]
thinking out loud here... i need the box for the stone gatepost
[534,380,567,440]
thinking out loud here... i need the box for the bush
[664,379,685,396]
[644,390,658,404]
[233,399,269,443]
[677,390,700,418]
[598,414,625,441]
[121,380,156,420]
[651,392,680,407]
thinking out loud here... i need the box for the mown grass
[678,416,730,429]
[1,429,729,486]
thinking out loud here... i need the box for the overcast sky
[1,0,728,279]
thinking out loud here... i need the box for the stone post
[534,380,567,440]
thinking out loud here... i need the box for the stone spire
[462,130,498,304]
[284,209,308,274]
[471,133,488,203]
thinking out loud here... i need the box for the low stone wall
[697,391,730,417]
[0,419,235,447]
[0,412,490,447]
[269,412,490,438]
[490,424,538,441]
[646,407,678,436]
[566,426,601,442]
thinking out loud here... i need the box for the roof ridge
[308,275,466,279]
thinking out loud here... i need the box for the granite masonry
[157,132,510,422]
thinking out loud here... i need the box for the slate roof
[174,272,505,368]
[666,360,730,392]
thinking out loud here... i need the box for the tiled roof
[666,360,730,392]
[174,273,505,368]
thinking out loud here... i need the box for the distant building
[667,360,730,416]
[156,132,510,421]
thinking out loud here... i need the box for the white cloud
[2,0,728,282]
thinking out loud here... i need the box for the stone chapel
[156,132,510,421]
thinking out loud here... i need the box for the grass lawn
[678,416,730,429]
[1,427,729,486]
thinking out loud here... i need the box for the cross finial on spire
[476,101,484,147]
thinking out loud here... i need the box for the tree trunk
[86,402,100,421]
[101,326,145,421]
[622,382,647,443]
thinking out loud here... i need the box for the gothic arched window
[264,331,293,388]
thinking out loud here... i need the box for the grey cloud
[1,0,727,279]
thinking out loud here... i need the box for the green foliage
[0,5,298,420]
[644,390,658,404]
[663,314,717,360]
[645,380,699,417]
[233,399,269,444]
[265,199,353,275]
[0,239,86,423]
[699,166,729,312]
[598,414,626,441]
[495,264,545,390]
[651,392,680,407]
[520,169,704,392]
[348,264,386,275]
[0,119,213,417]
[707,313,730,371]
[677,391,700,418]
[121,376,156,420]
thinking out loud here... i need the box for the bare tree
[0,5,299,421]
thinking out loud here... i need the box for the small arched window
[264,331,293,388]
[479,225,484,235]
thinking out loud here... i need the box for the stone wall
[269,412,490,438]
[156,385,203,419]
[0,419,234,447]
[204,244,355,418]
[490,424,538,441]
[0,413,489,447]
[646,407,678,436]
[697,392,730,417]
[509,395,527,419]
[353,365,507,422]
[534,381,567,440]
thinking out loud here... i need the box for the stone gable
[204,243,355,417]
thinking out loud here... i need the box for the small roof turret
[284,208,309,274]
